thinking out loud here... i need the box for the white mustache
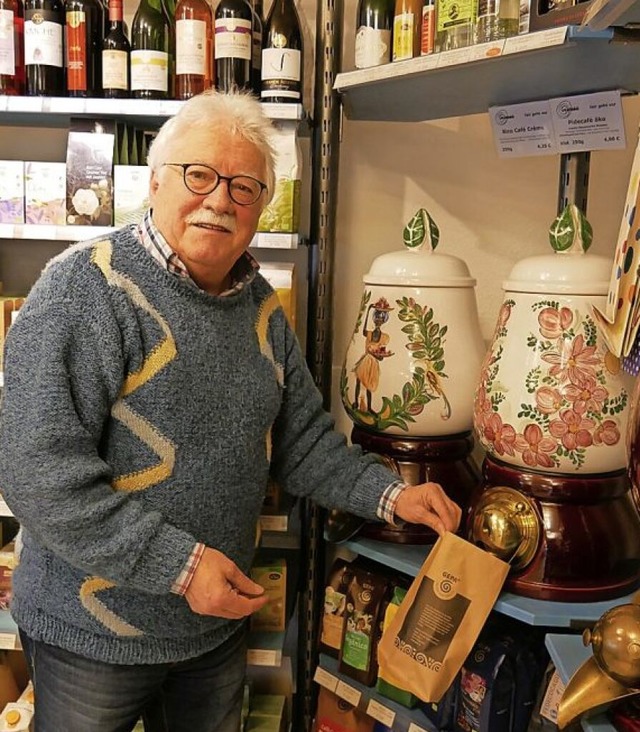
[185,212,237,233]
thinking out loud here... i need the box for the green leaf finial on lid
[549,203,593,254]
[403,208,440,252]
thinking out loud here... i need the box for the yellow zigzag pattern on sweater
[255,292,284,463]
[79,239,178,636]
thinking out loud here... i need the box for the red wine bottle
[24,0,64,95]
[214,0,252,93]
[102,0,130,97]
[260,0,302,104]
[65,0,104,96]
[0,0,25,94]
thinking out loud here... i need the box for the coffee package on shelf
[312,687,374,732]
[249,560,287,632]
[0,162,24,224]
[24,162,66,226]
[65,118,115,227]
[377,532,509,703]
[320,559,356,659]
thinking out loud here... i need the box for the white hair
[147,90,277,201]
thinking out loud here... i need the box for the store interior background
[1,0,638,442]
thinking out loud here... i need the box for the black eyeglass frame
[163,163,268,206]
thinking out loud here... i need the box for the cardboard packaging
[114,166,150,227]
[258,122,301,234]
[250,560,287,632]
[24,162,66,226]
[260,263,296,329]
[0,162,24,224]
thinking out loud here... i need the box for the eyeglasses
[163,163,267,206]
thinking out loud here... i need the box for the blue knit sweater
[0,227,393,665]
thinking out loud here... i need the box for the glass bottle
[475,0,519,42]
[65,0,104,96]
[214,0,252,92]
[0,0,25,94]
[435,0,477,51]
[260,0,302,104]
[354,0,392,69]
[130,0,172,99]
[175,0,212,98]
[102,0,130,97]
[24,0,63,95]
[392,0,422,61]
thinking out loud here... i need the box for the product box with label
[260,262,296,329]
[0,162,24,224]
[250,560,287,633]
[114,166,151,226]
[258,122,301,234]
[24,162,66,226]
[65,118,116,226]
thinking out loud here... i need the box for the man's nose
[202,180,235,211]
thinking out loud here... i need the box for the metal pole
[558,151,591,214]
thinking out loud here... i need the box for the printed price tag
[466,40,505,62]
[335,679,361,707]
[252,233,298,249]
[246,649,280,666]
[0,634,16,651]
[408,723,430,732]
[366,699,396,727]
[503,26,568,55]
[49,97,85,114]
[489,99,557,157]
[259,514,288,532]
[540,671,565,723]
[437,47,474,68]
[0,498,12,517]
[550,90,625,152]
[313,666,338,692]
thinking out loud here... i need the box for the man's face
[149,125,267,290]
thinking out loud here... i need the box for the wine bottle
[260,0,302,104]
[65,0,104,96]
[130,0,172,99]
[214,0,252,93]
[392,0,422,61]
[249,0,261,95]
[354,0,392,69]
[475,0,519,42]
[0,0,25,94]
[102,0,129,97]
[24,0,63,95]
[175,0,212,99]
[435,0,477,51]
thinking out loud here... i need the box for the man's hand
[185,547,268,618]
[394,482,462,537]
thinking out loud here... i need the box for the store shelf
[545,634,615,731]
[344,536,638,628]
[0,97,305,128]
[315,654,437,732]
[0,224,299,249]
[247,630,285,667]
[335,26,640,122]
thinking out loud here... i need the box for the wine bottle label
[0,9,16,76]
[102,49,128,90]
[131,49,169,92]
[392,12,416,61]
[24,12,63,68]
[354,26,390,69]
[176,18,207,75]
[437,0,476,30]
[214,18,251,60]
[260,47,300,99]
[65,11,87,91]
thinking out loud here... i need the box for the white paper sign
[550,90,626,152]
[313,666,338,692]
[490,100,557,157]
[540,670,565,723]
[0,633,16,650]
[335,679,361,707]
[408,723,430,732]
[366,699,396,726]
[503,25,568,55]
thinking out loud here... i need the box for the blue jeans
[19,627,247,732]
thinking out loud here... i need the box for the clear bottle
[175,0,212,99]
[475,0,519,42]
[130,0,172,99]
[102,0,130,98]
[0,0,25,94]
[260,0,302,104]
[65,0,104,97]
[214,0,252,93]
[24,0,63,95]
[354,0,393,70]
[420,0,434,55]
[435,0,477,51]
[392,0,422,62]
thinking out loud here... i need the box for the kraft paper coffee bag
[377,532,509,703]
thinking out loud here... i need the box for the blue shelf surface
[344,536,638,628]
[316,653,438,732]
[545,634,615,732]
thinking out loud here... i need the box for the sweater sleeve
[0,278,197,595]
[269,321,397,521]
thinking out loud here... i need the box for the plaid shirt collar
[136,210,259,296]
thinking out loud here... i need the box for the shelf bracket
[558,151,591,215]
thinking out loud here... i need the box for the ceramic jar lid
[504,204,610,295]
[363,209,476,288]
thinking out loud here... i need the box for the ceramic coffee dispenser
[469,205,640,601]
[338,209,485,543]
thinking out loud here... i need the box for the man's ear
[149,170,160,201]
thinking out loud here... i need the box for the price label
[489,99,557,157]
[313,666,338,692]
[550,90,625,152]
[408,723,430,732]
[366,699,395,727]
[246,649,280,666]
[335,679,361,707]
[503,26,568,55]
[49,97,85,114]
[466,40,505,61]
[437,47,474,68]
[0,633,16,650]
[540,671,565,723]
[0,498,12,517]
[259,514,288,532]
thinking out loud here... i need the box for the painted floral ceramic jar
[341,209,485,437]
[474,205,633,476]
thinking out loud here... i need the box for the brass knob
[469,486,541,571]
[585,604,640,687]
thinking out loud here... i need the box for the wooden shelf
[335,26,640,122]
[0,97,305,128]
[343,536,639,628]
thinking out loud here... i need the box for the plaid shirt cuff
[171,542,205,596]
[376,480,408,526]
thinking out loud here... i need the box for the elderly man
[0,91,460,732]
